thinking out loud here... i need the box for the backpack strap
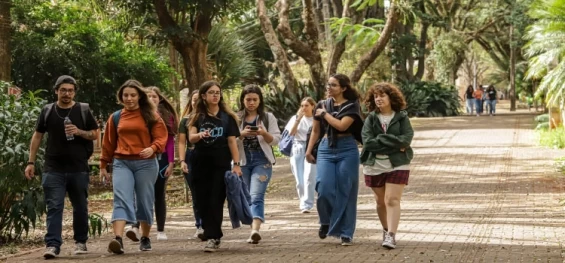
[43,103,55,127]
[79,102,90,127]
[112,110,122,139]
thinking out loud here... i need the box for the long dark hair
[467,85,473,92]
[330,73,360,101]
[181,90,199,118]
[363,82,407,113]
[146,86,178,135]
[188,81,239,127]
[117,79,157,126]
[238,84,266,123]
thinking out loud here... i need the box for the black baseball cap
[53,75,78,90]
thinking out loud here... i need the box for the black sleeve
[226,115,241,137]
[35,107,47,133]
[313,100,325,121]
[84,110,99,130]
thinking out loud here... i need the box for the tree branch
[257,0,298,93]
[349,3,399,84]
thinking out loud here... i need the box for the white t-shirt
[284,115,313,141]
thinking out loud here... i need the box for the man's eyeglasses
[59,89,75,94]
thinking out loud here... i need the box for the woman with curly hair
[360,83,414,249]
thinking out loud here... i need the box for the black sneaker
[43,247,59,259]
[204,239,218,252]
[318,225,329,239]
[341,237,353,246]
[108,236,124,254]
[139,236,152,251]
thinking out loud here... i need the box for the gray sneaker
[382,229,388,243]
[73,242,88,255]
[139,236,152,251]
[203,239,220,252]
[43,247,59,259]
[382,232,396,249]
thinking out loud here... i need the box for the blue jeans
[241,150,272,222]
[486,100,497,114]
[466,98,475,114]
[316,136,359,239]
[290,141,316,210]
[42,171,89,248]
[111,158,158,225]
[475,99,483,114]
[183,148,202,228]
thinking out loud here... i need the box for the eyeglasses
[326,83,339,88]
[206,91,221,96]
[59,89,75,94]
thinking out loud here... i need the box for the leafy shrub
[399,81,461,117]
[535,114,549,123]
[0,82,46,241]
[537,125,565,149]
[264,83,323,130]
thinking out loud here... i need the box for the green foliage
[329,17,383,50]
[429,32,468,84]
[553,156,565,174]
[11,1,173,118]
[264,83,323,130]
[535,113,550,123]
[537,125,565,149]
[399,81,461,117]
[525,0,565,107]
[207,26,258,89]
[88,213,108,237]
[0,82,46,241]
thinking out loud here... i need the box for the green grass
[537,126,565,149]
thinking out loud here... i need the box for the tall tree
[152,0,251,91]
[0,0,11,82]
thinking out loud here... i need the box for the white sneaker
[157,231,168,241]
[193,227,205,241]
[125,227,140,242]
[246,230,261,244]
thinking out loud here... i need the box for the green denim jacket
[360,111,414,167]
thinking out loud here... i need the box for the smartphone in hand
[249,126,259,131]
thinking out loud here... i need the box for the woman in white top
[285,97,317,213]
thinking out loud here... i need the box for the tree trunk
[276,0,325,95]
[349,3,399,85]
[0,0,11,82]
[509,25,516,111]
[154,0,211,93]
[257,0,297,93]
[321,0,332,43]
[326,0,347,76]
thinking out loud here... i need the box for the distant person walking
[465,85,475,115]
[473,87,484,116]
[485,85,497,116]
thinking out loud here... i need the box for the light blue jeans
[290,141,316,210]
[241,150,272,222]
[486,100,497,114]
[111,158,158,225]
[316,136,359,239]
[466,98,475,114]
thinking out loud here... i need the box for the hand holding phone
[249,126,259,131]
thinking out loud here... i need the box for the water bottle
[64,117,74,141]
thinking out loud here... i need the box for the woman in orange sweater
[100,80,168,254]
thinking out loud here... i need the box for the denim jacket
[225,171,253,228]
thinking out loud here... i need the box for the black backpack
[42,102,94,158]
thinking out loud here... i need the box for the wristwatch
[27,161,35,165]
[233,162,241,166]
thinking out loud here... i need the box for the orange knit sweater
[100,108,168,169]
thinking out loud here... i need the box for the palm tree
[524,0,565,107]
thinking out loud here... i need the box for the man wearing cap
[24,75,99,259]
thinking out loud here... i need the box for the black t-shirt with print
[487,90,497,100]
[193,111,240,150]
[35,103,99,173]
[242,118,261,151]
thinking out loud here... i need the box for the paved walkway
[6,106,565,262]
